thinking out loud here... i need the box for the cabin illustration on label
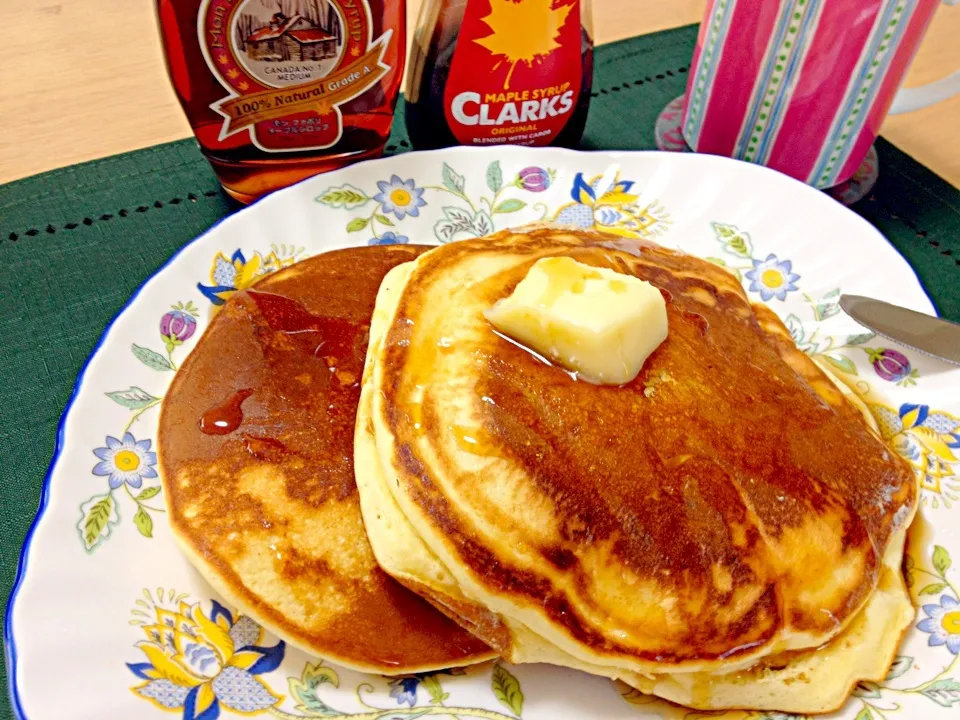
[240,5,343,63]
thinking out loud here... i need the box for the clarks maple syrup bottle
[156,0,405,202]
[405,0,593,150]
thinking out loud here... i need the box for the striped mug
[681,0,960,188]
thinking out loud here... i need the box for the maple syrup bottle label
[443,0,582,147]
[199,0,393,152]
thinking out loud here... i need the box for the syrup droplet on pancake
[407,402,425,436]
[242,434,287,462]
[452,425,498,456]
[200,388,253,435]
[663,454,693,469]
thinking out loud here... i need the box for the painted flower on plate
[160,309,198,354]
[129,599,284,720]
[92,433,158,490]
[744,254,800,301]
[388,676,421,707]
[369,231,410,246]
[374,175,426,220]
[870,403,960,503]
[516,166,552,192]
[198,249,285,306]
[866,347,918,386]
[917,595,960,654]
[553,172,669,239]
[161,310,197,343]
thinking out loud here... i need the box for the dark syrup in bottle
[405,0,593,150]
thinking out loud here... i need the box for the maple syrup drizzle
[250,290,325,333]
[681,310,710,336]
[200,388,253,435]
[249,290,356,358]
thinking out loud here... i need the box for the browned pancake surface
[379,228,916,667]
[160,245,492,671]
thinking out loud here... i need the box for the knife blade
[839,294,960,367]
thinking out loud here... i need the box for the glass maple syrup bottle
[405,0,593,150]
[156,0,405,202]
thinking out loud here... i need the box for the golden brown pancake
[357,263,915,713]
[626,527,914,713]
[360,227,918,687]
[158,245,494,674]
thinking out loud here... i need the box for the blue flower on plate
[369,231,410,246]
[869,403,960,499]
[198,249,284,306]
[388,676,421,707]
[552,172,670,239]
[917,594,960,654]
[744,254,800,301]
[92,432,158,489]
[129,599,284,720]
[374,175,426,220]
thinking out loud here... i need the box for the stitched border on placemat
[4,191,223,244]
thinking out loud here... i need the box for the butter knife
[840,294,960,367]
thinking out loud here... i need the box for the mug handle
[888,0,960,114]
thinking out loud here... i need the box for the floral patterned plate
[6,148,960,720]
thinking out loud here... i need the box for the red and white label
[443,0,582,147]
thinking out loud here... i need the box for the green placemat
[1,23,959,719]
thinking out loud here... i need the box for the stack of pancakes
[160,226,918,714]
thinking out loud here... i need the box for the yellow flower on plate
[198,249,295,306]
[871,402,960,507]
[129,597,284,719]
[918,594,960,655]
[553,172,671,240]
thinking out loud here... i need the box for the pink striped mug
[680,0,960,188]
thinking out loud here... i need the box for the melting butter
[485,256,668,385]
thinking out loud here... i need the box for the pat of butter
[485,256,668,385]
